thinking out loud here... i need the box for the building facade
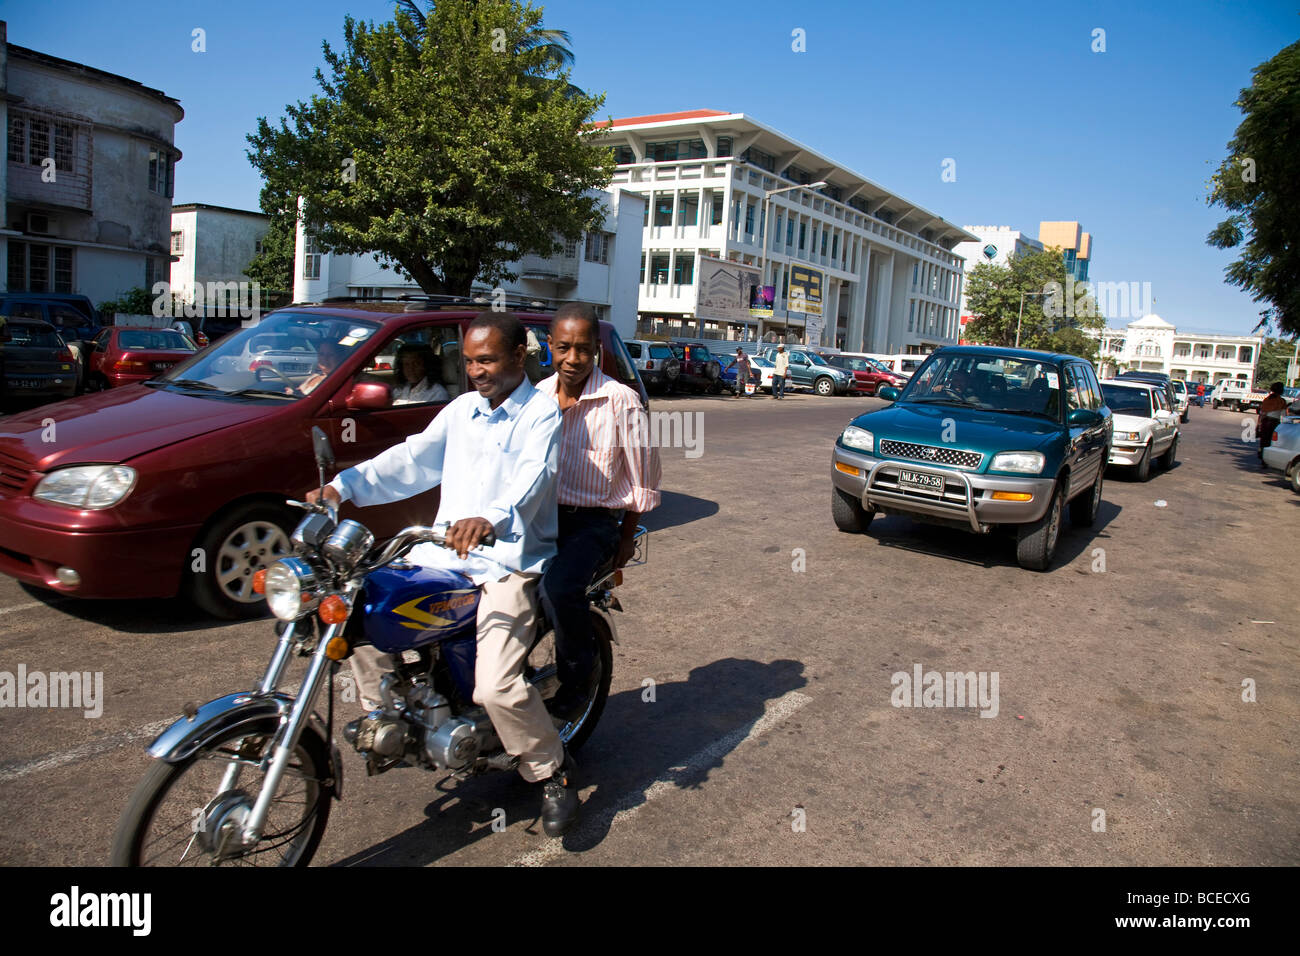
[1,20,183,305]
[1038,221,1092,282]
[1089,314,1261,386]
[954,225,1045,332]
[169,203,269,307]
[293,189,644,338]
[588,110,975,352]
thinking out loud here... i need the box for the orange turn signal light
[252,569,267,594]
[325,636,350,661]
[991,491,1033,502]
[319,594,349,624]
[835,462,862,477]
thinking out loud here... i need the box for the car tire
[1133,442,1153,482]
[1287,458,1300,495]
[814,376,835,397]
[1158,434,1178,470]
[1212,400,1220,409]
[1070,464,1104,527]
[1180,409,1189,423]
[832,486,874,533]
[1016,481,1062,571]
[186,502,295,619]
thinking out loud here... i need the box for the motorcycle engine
[408,685,480,770]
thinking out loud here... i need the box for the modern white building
[588,110,975,352]
[169,203,269,307]
[293,188,645,338]
[1,20,183,303]
[954,225,1044,328]
[1089,314,1262,386]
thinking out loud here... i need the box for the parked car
[1261,418,1300,493]
[624,339,680,393]
[831,346,1112,570]
[667,342,723,393]
[1114,370,1180,420]
[1,295,102,391]
[1210,379,1268,412]
[718,354,761,394]
[1169,379,1190,422]
[84,326,200,390]
[0,301,646,619]
[749,355,777,392]
[860,352,926,377]
[820,353,908,396]
[759,346,854,395]
[1188,380,1211,406]
[0,319,79,407]
[1100,380,1180,481]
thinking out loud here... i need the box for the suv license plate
[12,379,41,389]
[898,470,944,494]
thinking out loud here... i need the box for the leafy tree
[1206,40,1300,335]
[247,0,613,296]
[1255,336,1299,386]
[245,206,295,295]
[97,287,156,317]
[964,248,1106,359]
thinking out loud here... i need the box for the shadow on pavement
[639,490,719,532]
[16,582,237,633]
[329,657,808,866]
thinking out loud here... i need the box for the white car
[1100,379,1180,481]
[1261,417,1300,493]
[749,355,776,392]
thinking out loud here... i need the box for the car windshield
[5,324,62,348]
[153,311,380,399]
[1102,384,1153,417]
[900,353,1063,420]
[806,352,829,366]
[119,329,197,351]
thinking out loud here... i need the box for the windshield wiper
[225,387,297,400]
[908,396,980,407]
[166,378,222,392]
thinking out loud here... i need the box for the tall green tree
[244,204,295,295]
[1206,40,1300,336]
[1255,336,1299,386]
[964,248,1106,359]
[246,0,613,296]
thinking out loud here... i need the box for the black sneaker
[540,754,579,837]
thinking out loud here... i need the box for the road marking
[0,718,173,784]
[511,689,813,867]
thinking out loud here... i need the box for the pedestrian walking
[726,348,752,398]
[772,345,789,399]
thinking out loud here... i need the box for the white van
[859,353,928,377]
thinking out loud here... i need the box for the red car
[820,353,907,396]
[85,326,199,389]
[0,302,647,618]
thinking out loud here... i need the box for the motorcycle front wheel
[110,723,332,867]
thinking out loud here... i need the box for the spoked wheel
[525,612,614,752]
[110,724,332,867]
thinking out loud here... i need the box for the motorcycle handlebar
[361,525,497,574]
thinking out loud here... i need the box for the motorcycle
[110,427,646,866]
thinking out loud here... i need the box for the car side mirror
[1068,409,1102,426]
[345,381,392,411]
[878,386,900,402]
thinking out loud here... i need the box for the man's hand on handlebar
[445,517,495,558]
[305,486,343,509]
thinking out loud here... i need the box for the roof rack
[318,292,557,313]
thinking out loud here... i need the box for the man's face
[550,317,598,392]
[465,326,525,406]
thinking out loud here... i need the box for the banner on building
[788,266,823,317]
[697,256,767,322]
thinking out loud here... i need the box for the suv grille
[878,440,982,469]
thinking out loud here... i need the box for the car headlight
[265,557,325,621]
[841,426,874,453]
[34,465,137,509]
[1124,431,1141,442]
[990,451,1045,474]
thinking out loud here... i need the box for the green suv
[760,347,854,396]
[830,346,1112,570]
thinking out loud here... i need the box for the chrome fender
[590,604,620,646]
[147,691,343,799]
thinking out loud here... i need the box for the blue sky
[5,0,1295,336]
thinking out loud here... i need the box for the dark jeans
[1259,418,1279,460]
[540,507,621,698]
[773,374,786,398]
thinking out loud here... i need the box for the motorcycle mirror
[311,426,336,471]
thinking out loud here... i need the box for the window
[832,234,839,260]
[613,145,635,165]
[6,242,75,294]
[171,231,184,254]
[908,300,915,332]
[53,123,74,172]
[646,139,707,162]
[254,239,265,257]
[820,230,828,257]
[654,197,673,227]
[798,222,806,252]
[7,115,24,163]
[28,118,50,165]
[639,253,646,284]
[303,235,322,280]
[147,148,174,197]
[650,254,669,284]
[716,137,733,157]
[563,237,578,259]
[54,248,73,292]
[710,193,723,226]
[584,231,611,264]
[744,203,755,235]
[741,147,776,172]
[673,253,695,285]
[678,193,699,227]
[786,218,795,247]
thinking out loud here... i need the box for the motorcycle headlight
[34,465,137,509]
[265,557,325,621]
[840,426,874,453]
[990,451,1045,474]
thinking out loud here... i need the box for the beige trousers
[348,571,564,782]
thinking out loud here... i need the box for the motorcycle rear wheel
[110,723,332,867]
[526,611,614,752]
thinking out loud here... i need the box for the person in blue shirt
[308,311,579,837]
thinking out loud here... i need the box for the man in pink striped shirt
[537,303,662,721]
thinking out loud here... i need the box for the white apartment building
[1,20,183,303]
[954,225,1044,320]
[169,203,269,305]
[294,189,644,338]
[589,110,975,352]
[1089,314,1262,386]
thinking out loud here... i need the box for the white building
[1089,314,1262,386]
[588,110,975,352]
[1,20,183,304]
[954,225,1044,327]
[169,203,269,306]
[293,189,644,338]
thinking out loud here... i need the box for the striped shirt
[538,367,662,513]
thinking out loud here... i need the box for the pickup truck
[1210,380,1268,412]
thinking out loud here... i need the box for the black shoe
[540,754,579,837]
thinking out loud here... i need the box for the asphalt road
[0,393,1296,866]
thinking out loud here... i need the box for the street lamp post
[759,180,826,342]
[1015,290,1052,349]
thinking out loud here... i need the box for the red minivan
[0,301,647,618]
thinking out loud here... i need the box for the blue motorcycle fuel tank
[361,564,480,654]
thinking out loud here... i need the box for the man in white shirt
[308,311,580,836]
[772,344,789,399]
